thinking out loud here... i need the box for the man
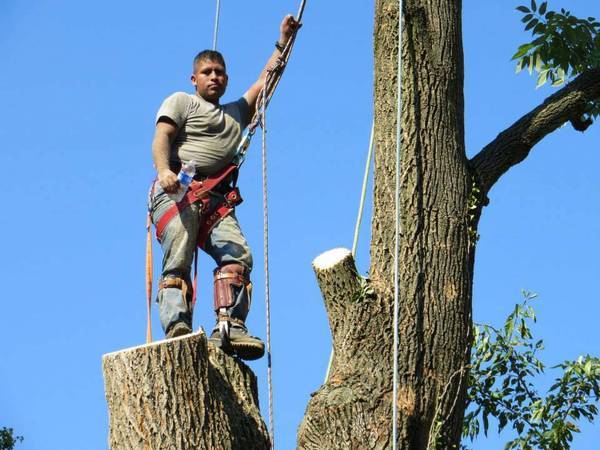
[149,15,299,360]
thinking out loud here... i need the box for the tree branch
[470,68,600,195]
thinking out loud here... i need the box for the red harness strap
[154,163,239,242]
[197,187,242,248]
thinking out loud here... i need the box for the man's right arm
[152,119,179,193]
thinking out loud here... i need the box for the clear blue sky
[0,0,598,448]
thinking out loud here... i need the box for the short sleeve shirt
[156,92,249,175]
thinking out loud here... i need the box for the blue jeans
[149,182,253,333]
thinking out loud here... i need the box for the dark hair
[193,50,226,72]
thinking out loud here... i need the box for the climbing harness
[153,163,241,247]
[393,0,403,447]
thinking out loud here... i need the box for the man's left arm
[243,14,300,121]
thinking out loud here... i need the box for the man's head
[191,50,228,104]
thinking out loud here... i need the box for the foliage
[462,292,600,449]
[0,428,23,450]
[513,1,600,118]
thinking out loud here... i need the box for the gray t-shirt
[156,92,249,175]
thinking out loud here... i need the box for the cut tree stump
[102,329,270,450]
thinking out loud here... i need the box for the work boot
[166,321,192,339]
[210,263,265,360]
[209,321,265,360]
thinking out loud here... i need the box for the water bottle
[168,160,196,202]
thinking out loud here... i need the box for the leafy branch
[462,291,600,449]
[513,1,600,121]
[0,428,23,450]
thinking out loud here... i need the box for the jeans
[149,181,253,333]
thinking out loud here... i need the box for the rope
[239,0,306,152]
[392,0,404,447]
[322,120,375,382]
[212,0,221,50]
[230,3,306,445]
[261,79,275,448]
[352,121,375,258]
[248,0,306,136]
[146,211,153,344]
[256,4,307,444]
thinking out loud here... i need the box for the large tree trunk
[102,331,270,449]
[298,0,473,448]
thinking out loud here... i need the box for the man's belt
[154,163,243,248]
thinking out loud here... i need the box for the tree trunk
[102,330,270,450]
[298,0,474,448]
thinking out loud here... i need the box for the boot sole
[166,323,193,339]
[230,341,265,361]
[209,336,265,361]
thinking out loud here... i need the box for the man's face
[191,59,228,104]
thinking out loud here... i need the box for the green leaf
[512,43,535,60]
[584,360,593,376]
[516,59,525,73]
[536,69,548,88]
[525,19,539,31]
[535,53,543,71]
[531,0,537,13]
[539,2,547,15]
[522,14,534,23]
[499,413,508,431]
[517,6,531,13]
[483,413,489,436]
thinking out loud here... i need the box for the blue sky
[0,0,598,449]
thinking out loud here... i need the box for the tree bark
[299,0,473,448]
[298,0,600,448]
[102,330,269,450]
[298,249,392,449]
[471,68,600,196]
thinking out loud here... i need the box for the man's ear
[191,73,197,87]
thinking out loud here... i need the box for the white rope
[212,0,221,50]
[392,0,403,447]
[323,120,375,383]
[352,120,375,258]
[261,80,275,448]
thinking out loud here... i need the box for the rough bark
[299,0,473,448]
[471,68,600,196]
[299,249,392,449]
[102,330,269,450]
[297,0,600,448]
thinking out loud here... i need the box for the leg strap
[159,277,189,311]
[197,188,243,249]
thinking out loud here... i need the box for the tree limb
[470,69,600,195]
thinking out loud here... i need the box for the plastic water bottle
[169,160,196,202]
